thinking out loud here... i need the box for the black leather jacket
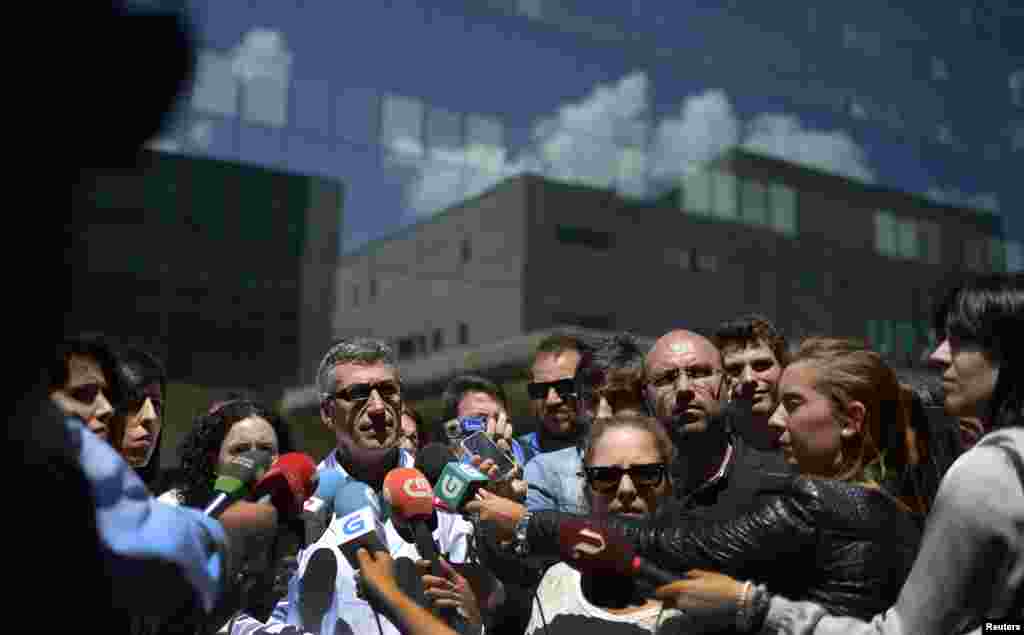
[529,473,922,621]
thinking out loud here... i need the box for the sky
[172,1,1022,268]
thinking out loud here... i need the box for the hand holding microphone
[384,467,459,624]
[417,556,483,627]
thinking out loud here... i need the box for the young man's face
[722,341,783,417]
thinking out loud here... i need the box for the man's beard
[335,433,401,490]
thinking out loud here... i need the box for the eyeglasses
[580,463,667,494]
[331,380,401,403]
[527,378,577,400]
[648,366,721,390]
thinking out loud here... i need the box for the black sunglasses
[527,378,577,400]
[68,384,104,405]
[332,380,401,403]
[580,463,667,494]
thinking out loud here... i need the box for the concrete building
[284,148,1007,411]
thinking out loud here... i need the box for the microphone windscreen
[274,453,319,494]
[415,443,454,486]
[382,468,434,520]
[333,479,382,521]
[557,519,635,577]
[212,449,273,496]
[433,462,488,512]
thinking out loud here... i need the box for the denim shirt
[759,427,1024,635]
[523,446,587,513]
[67,415,227,615]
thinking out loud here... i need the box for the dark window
[458,322,469,346]
[433,328,444,351]
[460,238,472,263]
[553,314,614,331]
[397,337,416,360]
[353,285,360,307]
[556,225,615,250]
[416,334,428,355]
[370,278,378,299]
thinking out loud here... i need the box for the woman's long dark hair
[176,397,295,508]
[112,346,167,490]
[932,273,1024,430]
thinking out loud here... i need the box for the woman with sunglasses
[521,413,687,635]
[470,337,922,623]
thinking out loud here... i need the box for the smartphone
[460,431,517,480]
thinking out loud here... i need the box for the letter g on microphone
[440,475,466,499]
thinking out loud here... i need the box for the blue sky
[168,1,1022,265]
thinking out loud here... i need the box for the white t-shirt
[526,563,687,635]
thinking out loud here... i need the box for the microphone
[330,479,388,569]
[203,449,273,517]
[432,462,489,513]
[557,519,676,588]
[415,443,455,487]
[302,470,346,545]
[383,467,456,622]
[252,453,318,517]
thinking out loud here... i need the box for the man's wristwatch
[512,511,533,557]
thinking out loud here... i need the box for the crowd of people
[44,274,1024,635]
[40,4,1022,635]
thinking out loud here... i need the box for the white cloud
[743,113,876,183]
[405,71,876,216]
[650,89,739,182]
[534,72,650,190]
[926,187,1001,214]
[232,29,291,127]
[231,29,292,82]
[405,145,534,216]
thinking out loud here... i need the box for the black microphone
[416,443,456,487]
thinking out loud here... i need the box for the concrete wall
[333,178,529,353]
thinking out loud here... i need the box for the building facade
[290,149,1004,408]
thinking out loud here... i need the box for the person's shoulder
[940,430,1024,514]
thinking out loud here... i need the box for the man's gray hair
[316,337,399,399]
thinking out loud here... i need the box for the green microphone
[203,450,273,517]
[433,462,489,513]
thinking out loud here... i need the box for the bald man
[642,330,793,514]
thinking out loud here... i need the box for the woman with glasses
[470,337,922,623]
[522,414,688,635]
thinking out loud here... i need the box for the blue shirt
[523,445,587,513]
[67,415,227,615]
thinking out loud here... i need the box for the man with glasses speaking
[231,337,473,635]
